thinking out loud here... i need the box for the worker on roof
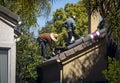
[37,33,58,60]
[63,15,79,46]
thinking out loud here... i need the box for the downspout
[59,62,63,83]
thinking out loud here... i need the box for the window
[0,49,8,83]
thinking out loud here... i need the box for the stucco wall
[40,40,107,83]
[40,62,61,83]
[62,41,107,83]
[0,20,16,83]
[0,20,14,43]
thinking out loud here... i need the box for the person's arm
[71,20,76,30]
[72,20,76,27]
[63,20,68,28]
[63,20,67,24]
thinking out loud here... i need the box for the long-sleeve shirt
[64,17,76,32]
[38,33,52,50]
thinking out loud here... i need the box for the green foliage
[82,0,120,45]
[0,0,58,82]
[38,1,88,56]
[109,2,120,44]
[102,57,120,83]
[53,1,88,46]
[0,0,51,27]
[16,30,43,83]
[54,2,87,43]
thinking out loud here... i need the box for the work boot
[52,52,56,56]
[43,58,47,61]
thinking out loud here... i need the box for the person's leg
[72,30,79,40]
[67,31,73,45]
[40,41,46,58]
[37,38,41,45]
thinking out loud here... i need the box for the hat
[71,15,76,20]
[50,33,58,42]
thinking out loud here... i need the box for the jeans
[37,38,46,58]
[67,30,79,46]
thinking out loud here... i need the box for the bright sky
[31,0,79,37]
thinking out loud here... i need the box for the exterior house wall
[39,62,61,83]
[0,16,17,83]
[0,20,14,43]
[0,43,16,83]
[40,39,107,83]
[0,20,16,83]
[62,41,107,83]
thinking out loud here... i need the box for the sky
[31,0,79,37]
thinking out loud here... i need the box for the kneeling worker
[37,33,58,60]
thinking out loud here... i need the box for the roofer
[63,15,79,46]
[37,33,58,60]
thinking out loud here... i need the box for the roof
[0,5,21,35]
[41,28,107,66]
[42,39,105,66]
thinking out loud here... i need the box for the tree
[53,1,88,46]
[16,30,43,83]
[82,0,120,45]
[0,0,57,82]
[39,1,88,55]
[102,57,120,83]
[0,0,55,27]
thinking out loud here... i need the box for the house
[0,5,21,83]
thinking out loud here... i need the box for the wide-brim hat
[50,33,58,42]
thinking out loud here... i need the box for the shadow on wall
[36,66,43,83]
[63,44,107,83]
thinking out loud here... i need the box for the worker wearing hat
[37,33,58,59]
[63,15,79,46]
